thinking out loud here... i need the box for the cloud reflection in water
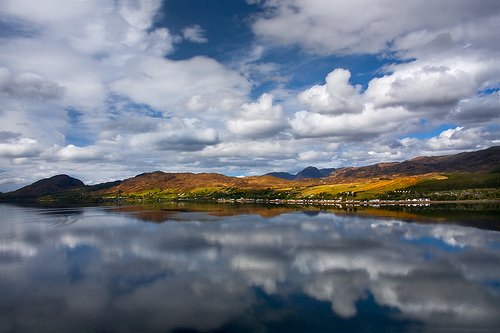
[0,204,499,332]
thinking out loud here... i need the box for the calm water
[1,203,499,333]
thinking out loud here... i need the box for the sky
[0,0,499,190]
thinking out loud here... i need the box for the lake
[1,203,499,332]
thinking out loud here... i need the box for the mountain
[100,171,315,195]
[105,171,241,193]
[319,168,336,177]
[4,174,85,198]
[266,166,336,180]
[295,166,323,179]
[264,172,295,180]
[329,146,500,181]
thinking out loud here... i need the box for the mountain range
[1,146,498,202]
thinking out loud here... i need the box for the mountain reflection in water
[0,203,499,332]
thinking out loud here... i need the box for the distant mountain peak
[295,166,322,179]
[266,166,336,180]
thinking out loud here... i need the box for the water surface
[1,203,499,332]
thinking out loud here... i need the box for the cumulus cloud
[366,64,477,110]
[227,94,286,138]
[182,24,208,43]
[288,58,498,142]
[252,0,499,150]
[298,68,363,114]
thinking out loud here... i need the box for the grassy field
[378,172,500,200]
[406,172,500,191]
[98,173,500,202]
[298,175,432,199]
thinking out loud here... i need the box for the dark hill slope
[265,172,295,180]
[6,174,85,198]
[329,146,500,181]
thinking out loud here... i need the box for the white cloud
[0,0,182,115]
[298,68,363,114]
[129,118,219,151]
[251,0,500,55]
[111,55,249,111]
[289,106,410,139]
[0,67,65,100]
[1,0,98,23]
[201,139,295,160]
[227,93,286,138]
[182,25,208,43]
[185,92,244,113]
[56,144,107,162]
[0,36,103,110]
[0,137,41,158]
[118,0,163,31]
[298,150,331,162]
[366,64,477,110]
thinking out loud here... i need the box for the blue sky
[0,0,498,190]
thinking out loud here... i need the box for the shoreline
[1,196,498,208]
[183,198,500,207]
